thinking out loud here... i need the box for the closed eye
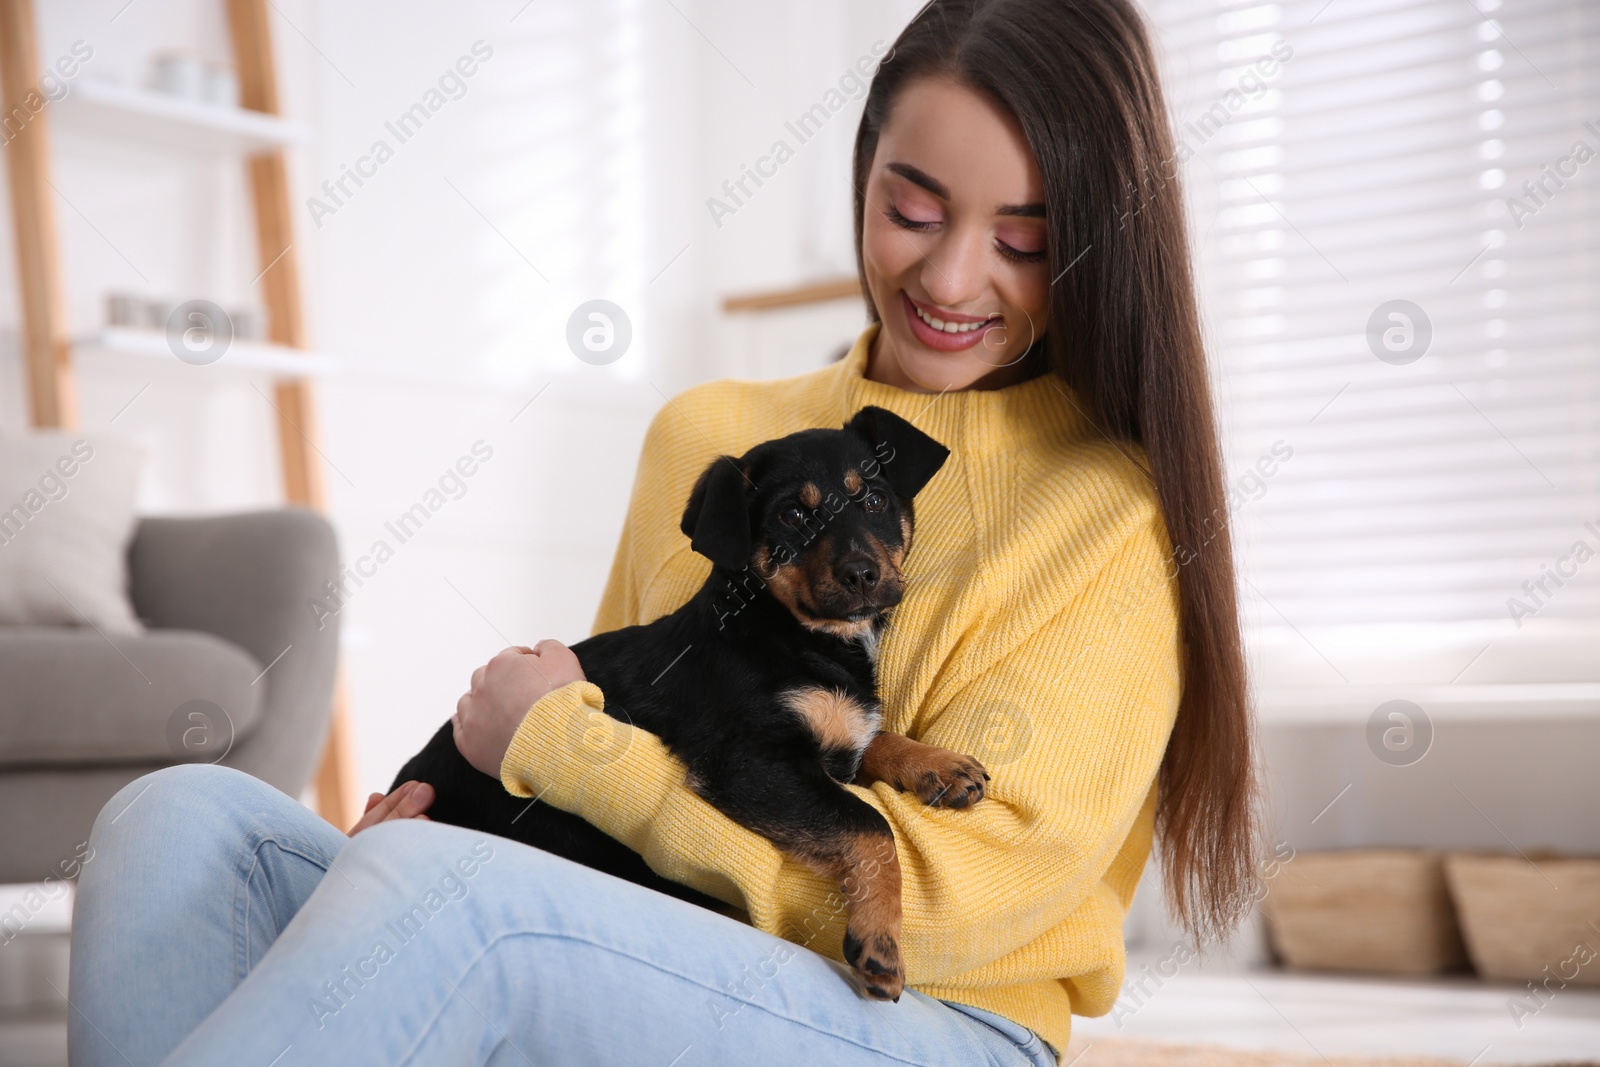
[996,241,1046,264]
[887,206,1046,264]
[885,204,934,231]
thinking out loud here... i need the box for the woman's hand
[453,640,586,779]
[346,779,434,837]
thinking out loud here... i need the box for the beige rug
[1060,1036,1600,1067]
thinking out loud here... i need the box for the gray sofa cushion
[0,432,145,634]
[0,627,264,767]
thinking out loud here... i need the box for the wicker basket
[1261,849,1468,976]
[1443,851,1600,986]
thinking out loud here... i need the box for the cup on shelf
[229,309,263,342]
[203,64,239,108]
[105,292,142,328]
[151,53,205,100]
[140,298,176,331]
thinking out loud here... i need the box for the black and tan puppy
[393,405,988,1000]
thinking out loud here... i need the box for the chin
[894,335,1007,391]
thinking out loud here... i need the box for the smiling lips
[901,291,1002,351]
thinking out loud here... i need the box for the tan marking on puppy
[806,616,877,640]
[856,732,990,809]
[838,831,903,1000]
[899,512,913,558]
[844,469,863,495]
[758,542,878,640]
[758,551,809,615]
[862,530,906,584]
[800,482,822,508]
[784,686,880,755]
[784,830,904,1001]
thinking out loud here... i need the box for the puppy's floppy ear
[680,457,753,571]
[845,405,951,499]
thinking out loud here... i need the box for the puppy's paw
[912,749,989,809]
[843,926,904,1002]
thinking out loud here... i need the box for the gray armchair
[0,508,341,883]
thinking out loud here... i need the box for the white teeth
[913,304,994,333]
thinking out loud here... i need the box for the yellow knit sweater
[501,322,1182,1059]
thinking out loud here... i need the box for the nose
[838,556,879,594]
[921,225,988,308]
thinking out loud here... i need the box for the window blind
[1143,0,1599,685]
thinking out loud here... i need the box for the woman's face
[861,75,1051,394]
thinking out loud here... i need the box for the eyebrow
[885,161,1046,218]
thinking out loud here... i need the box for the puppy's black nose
[838,556,879,593]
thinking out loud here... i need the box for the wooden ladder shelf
[0,0,358,827]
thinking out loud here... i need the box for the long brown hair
[852,0,1262,946]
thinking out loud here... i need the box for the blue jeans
[68,765,1058,1066]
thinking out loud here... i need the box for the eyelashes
[883,204,1047,265]
[995,241,1047,265]
[884,203,936,231]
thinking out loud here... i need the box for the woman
[68,1,1259,1063]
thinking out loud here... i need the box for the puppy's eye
[862,491,887,513]
[780,505,806,526]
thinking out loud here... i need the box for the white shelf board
[1256,682,1600,724]
[55,80,308,155]
[74,328,339,378]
